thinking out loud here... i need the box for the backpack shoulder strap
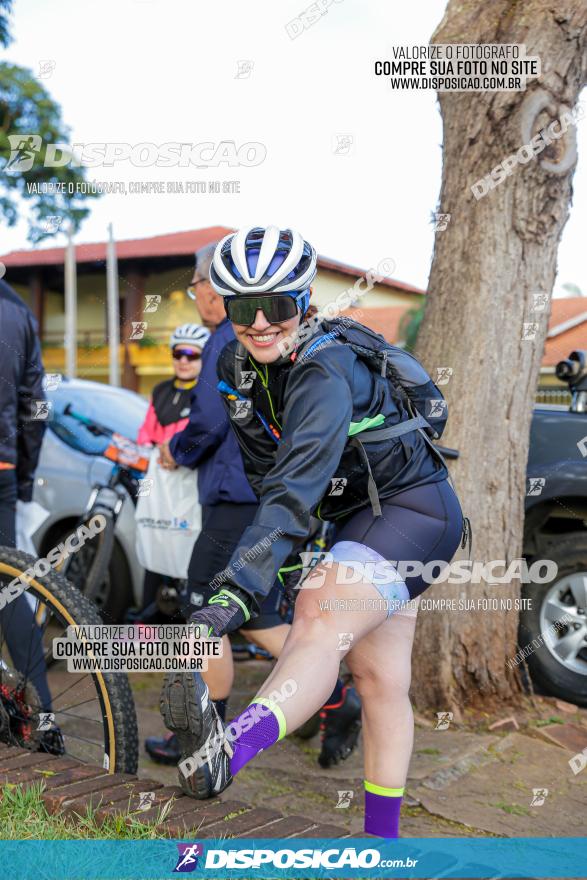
[233,341,249,391]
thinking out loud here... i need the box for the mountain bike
[54,405,149,611]
[0,546,138,772]
[54,406,191,626]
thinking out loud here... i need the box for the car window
[48,383,148,448]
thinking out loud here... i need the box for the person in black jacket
[147,245,361,770]
[160,227,464,839]
[0,279,59,752]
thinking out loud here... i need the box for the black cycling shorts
[333,478,464,602]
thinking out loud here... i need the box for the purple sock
[228,699,285,777]
[364,782,404,838]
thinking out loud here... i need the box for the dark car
[521,351,587,705]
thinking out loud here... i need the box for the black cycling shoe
[145,732,180,765]
[160,671,232,799]
[318,684,362,768]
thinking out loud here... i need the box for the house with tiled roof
[0,227,424,394]
[1,227,584,400]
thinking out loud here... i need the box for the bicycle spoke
[2,598,59,693]
[55,730,106,749]
[46,673,97,706]
[49,694,107,714]
[0,556,137,773]
[50,709,103,725]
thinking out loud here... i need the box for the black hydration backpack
[294,317,471,554]
[231,316,471,549]
[296,316,448,441]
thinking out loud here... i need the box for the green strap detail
[277,563,303,586]
[364,780,405,797]
[220,589,251,622]
[251,697,287,741]
[248,357,282,429]
[348,414,386,436]
[249,358,268,388]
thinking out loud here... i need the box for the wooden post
[121,266,145,392]
[64,231,77,378]
[106,224,121,386]
[29,269,45,338]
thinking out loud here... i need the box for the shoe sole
[160,672,211,798]
[318,718,362,768]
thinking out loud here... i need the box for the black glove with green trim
[189,586,256,637]
[278,563,305,607]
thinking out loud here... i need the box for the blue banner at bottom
[2,837,586,879]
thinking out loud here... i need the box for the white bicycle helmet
[210,226,317,298]
[170,323,211,350]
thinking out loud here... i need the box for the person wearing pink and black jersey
[134,323,210,621]
[137,323,210,448]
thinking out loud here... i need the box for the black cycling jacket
[215,324,448,606]
[0,280,46,501]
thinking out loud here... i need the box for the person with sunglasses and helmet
[159,226,465,838]
[146,245,361,770]
[137,323,210,451]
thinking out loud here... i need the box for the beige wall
[16,263,418,343]
[310,269,418,310]
[17,263,423,397]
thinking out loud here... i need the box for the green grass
[296,742,321,760]
[415,747,441,756]
[492,800,531,817]
[239,766,294,798]
[402,804,498,837]
[0,783,176,840]
[533,716,565,727]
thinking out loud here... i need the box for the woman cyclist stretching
[160,225,464,838]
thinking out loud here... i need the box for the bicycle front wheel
[59,508,116,605]
[0,547,138,773]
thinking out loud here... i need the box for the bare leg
[242,623,290,657]
[252,562,388,732]
[202,625,290,701]
[346,598,419,786]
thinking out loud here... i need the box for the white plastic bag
[135,450,201,578]
[15,500,50,555]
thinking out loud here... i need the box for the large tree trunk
[411,0,587,713]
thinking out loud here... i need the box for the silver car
[31,378,149,621]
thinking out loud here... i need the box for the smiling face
[233,308,302,364]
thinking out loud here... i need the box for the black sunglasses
[172,348,201,362]
[225,294,301,327]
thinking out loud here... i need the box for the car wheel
[520,537,587,706]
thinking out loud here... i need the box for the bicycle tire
[0,547,138,774]
[82,508,116,602]
[60,508,116,604]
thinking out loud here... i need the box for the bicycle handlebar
[63,404,114,438]
[62,404,149,472]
